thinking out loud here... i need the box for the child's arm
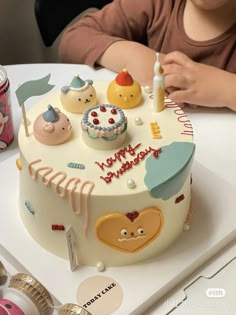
[58,0,168,84]
[162,51,236,111]
[97,41,157,86]
[59,0,154,67]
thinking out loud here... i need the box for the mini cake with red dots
[81,104,127,150]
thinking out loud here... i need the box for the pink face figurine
[33,105,72,145]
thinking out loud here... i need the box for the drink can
[0,65,14,151]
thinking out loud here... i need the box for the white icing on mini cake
[81,104,127,150]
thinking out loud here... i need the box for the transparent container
[0,273,54,315]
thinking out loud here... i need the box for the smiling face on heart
[96,207,164,253]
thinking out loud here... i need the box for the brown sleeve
[58,0,171,66]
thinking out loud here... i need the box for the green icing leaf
[144,142,195,200]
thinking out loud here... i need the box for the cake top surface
[18,81,194,197]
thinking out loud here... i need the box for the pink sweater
[59,0,236,73]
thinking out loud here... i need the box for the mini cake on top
[60,75,97,113]
[107,68,142,109]
[81,104,127,150]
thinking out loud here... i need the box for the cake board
[0,154,236,315]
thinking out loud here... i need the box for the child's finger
[167,89,192,104]
[163,51,191,66]
[164,72,188,89]
[162,63,182,75]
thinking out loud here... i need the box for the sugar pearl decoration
[96,261,105,272]
[127,179,136,189]
[144,86,153,94]
[134,117,143,125]
[183,223,190,231]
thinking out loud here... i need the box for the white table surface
[1,64,236,315]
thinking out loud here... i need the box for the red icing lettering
[95,143,141,170]
[97,143,161,183]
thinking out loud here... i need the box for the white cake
[17,73,195,269]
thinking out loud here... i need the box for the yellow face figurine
[107,68,142,109]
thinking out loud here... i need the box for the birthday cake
[17,66,195,269]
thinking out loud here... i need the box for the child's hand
[162,51,234,109]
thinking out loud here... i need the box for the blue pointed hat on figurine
[60,75,97,113]
[43,104,59,122]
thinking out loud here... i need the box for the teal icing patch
[144,142,195,200]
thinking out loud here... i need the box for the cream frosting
[17,81,195,267]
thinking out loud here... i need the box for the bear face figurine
[33,105,72,145]
[60,75,97,114]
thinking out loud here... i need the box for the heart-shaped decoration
[126,211,139,222]
[96,207,164,253]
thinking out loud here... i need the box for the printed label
[77,275,123,315]
[66,225,78,271]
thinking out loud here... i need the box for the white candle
[153,52,165,112]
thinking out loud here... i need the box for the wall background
[0,0,61,65]
[0,0,95,65]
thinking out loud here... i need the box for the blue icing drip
[144,142,195,200]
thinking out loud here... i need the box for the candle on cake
[153,52,165,112]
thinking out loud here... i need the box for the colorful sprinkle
[51,224,65,231]
[67,162,85,169]
[16,158,23,170]
[175,194,185,204]
[150,122,162,139]
[25,200,35,215]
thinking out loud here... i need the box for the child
[59,0,236,110]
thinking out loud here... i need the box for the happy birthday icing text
[95,143,161,183]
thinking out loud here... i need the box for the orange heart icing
[96,207,164,253]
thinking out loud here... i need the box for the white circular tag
[76,275,123,315]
